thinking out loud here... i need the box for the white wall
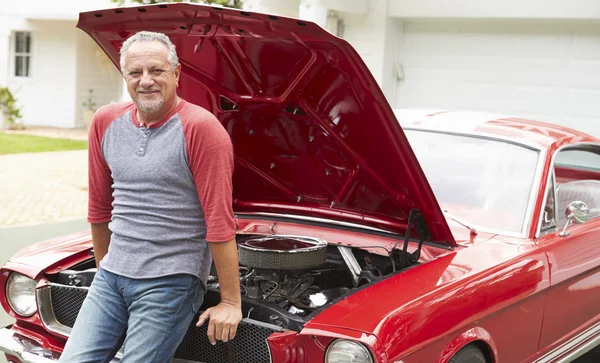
[390,0,600,20]
[2,0,115,20]
[0,15,31,128]
[336,0,401,101]
[74,31,122,128]
[245,0,300,18]
[6,20,78,128]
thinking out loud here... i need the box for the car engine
[52,234,412,331]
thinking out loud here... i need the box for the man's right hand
[196,301,242,345]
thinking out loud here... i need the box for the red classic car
[2,3,600,363]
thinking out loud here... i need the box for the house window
[13,32,32,77]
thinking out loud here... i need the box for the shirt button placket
[138,127,150,156]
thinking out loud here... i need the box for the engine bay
[50,234,417,331]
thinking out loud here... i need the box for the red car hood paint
[5,231,92,279]
[76,3,455,246]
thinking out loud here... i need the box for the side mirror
[559,201,590,237]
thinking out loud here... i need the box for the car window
[553,147,600,227]
[405,130,540,234]
[555,149,600,172]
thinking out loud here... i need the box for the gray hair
[119,31,179,73]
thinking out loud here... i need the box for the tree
[110,0,243,9]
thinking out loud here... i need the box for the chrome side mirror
[559,201,590,237]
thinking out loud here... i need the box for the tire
[448,345,486,363]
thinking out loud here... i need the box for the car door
[535,145,600,351]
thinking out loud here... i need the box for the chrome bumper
[1,325,202,363]
[0,327,124,363]
[0,326,56,363]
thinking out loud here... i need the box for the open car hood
[77,3,455,246]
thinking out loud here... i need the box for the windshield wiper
[442,210,478,236]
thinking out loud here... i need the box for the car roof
[393,109,600,149]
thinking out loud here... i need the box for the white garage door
[395,21,600,138]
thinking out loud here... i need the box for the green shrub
[0,86,24,130]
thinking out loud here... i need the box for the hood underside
[77,3,455,246]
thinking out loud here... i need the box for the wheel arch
[434,327,498,363]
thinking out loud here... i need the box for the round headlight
[6,273,38,317]
[325,339,374,363]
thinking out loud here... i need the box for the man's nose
[139,72,155,88]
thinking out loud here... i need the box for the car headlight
[325,339,374,363]
[6,273,38,317]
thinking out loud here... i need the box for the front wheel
[448,345,486,363]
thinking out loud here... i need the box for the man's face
[123,40,181,114]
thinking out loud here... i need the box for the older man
[59,31,242,362]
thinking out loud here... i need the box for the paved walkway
[2,126,88,141]
[0,150,88,227]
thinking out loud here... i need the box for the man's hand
[201,238,242,344]
[196,302,242,344]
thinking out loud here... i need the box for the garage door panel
[402,66,505,83]
[397,79,505,110]
[509,86,560,114]
[403,54,518,71]
[396,21,600,136]
[567,89,600,117]
[572,26,600,60]
[564,70,600,89]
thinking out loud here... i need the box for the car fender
[434,327,498,363]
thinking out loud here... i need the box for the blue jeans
[59,268,205,363]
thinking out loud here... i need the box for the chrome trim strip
[239,317,284,332]
[46,282,89,291]
[240,235,327,253]
[36,286,72,338]
[523,150,548,238]
[535,168,558,238]
[534,321,600,363]
[237,212,395,234]
[402,126,544,151]
[338,246,361,284]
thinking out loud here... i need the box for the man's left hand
[196,302,242,345]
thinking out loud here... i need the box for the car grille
[43,284,276,362]
[174,315,275,363]
[50,285,87,328]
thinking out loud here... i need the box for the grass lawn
[0,133,87,155]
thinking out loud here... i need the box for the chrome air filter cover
[238,236,327,270]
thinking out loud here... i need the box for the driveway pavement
[0,150,88,227]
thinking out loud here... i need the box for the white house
[249,0,600,138]
[0,0,123,129]
[3,0,600,138]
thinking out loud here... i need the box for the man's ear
[175,63,182,87]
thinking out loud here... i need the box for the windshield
[404,130,540,234]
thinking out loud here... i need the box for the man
[59,31,242,363]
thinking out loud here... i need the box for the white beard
[136,98,164,113]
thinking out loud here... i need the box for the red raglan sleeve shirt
[181,105,236,242]
[87,103,131,223]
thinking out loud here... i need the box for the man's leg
[120,273,204,363]
[59,268,128,363]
